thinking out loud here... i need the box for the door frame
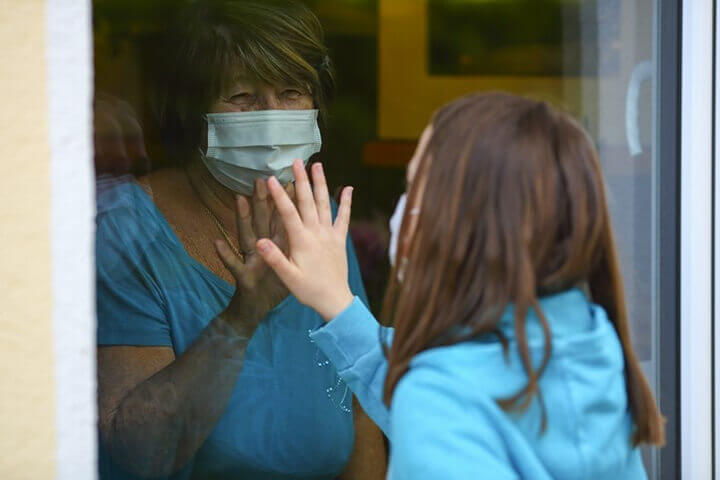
[680,0,714,479]
[41,0,701,478]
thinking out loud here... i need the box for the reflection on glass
[428,0,618,76]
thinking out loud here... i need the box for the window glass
[93,1,661,478]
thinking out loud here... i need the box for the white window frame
[47,0,96,478]
[683,0,714,479]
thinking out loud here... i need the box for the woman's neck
[184,155,237,229]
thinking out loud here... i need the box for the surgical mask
[388,193,419,281]
[388,194,407,267]
[201,109,322,195]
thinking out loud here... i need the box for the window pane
[93,1,665,478]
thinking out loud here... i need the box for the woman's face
[210,74,314,113]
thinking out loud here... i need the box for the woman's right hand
[215,180,293,336]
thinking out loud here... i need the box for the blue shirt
[96,179,368,480]
[310,289,648,479]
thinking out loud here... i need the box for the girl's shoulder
[389,354,527,479]
[403,289,623,400]
[391,297,639,480]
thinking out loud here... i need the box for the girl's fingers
[292,159,319,224]
[252,178,271,239]
[234,195,257,254]
[311,163,332,226]
[256,238,300,289]
[334,186,353,238]
[214,239,244,279]
[267,176,304,239]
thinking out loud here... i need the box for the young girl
[236,92,665,478]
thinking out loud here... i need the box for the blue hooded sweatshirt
[309,288,648,479]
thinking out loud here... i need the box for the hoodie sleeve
[308,296,393,436]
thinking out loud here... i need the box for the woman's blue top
[96,179,368,480]
[310,289,649,480]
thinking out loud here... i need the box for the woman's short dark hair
[155,0,335,162]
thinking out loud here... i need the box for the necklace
[203,204,243,260]
[184,166,244,261]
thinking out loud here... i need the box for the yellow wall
[0,0,57,478]
[378,0,586,140]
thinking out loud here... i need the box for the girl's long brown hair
[382,92,664,446]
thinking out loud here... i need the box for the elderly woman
[96,1,385,479]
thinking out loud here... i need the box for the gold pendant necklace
[185,167,244,261]
[203,204,244,261]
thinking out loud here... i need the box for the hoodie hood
[407,289,646,479]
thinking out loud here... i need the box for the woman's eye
[229,93,254,104]
[282,89,303,99]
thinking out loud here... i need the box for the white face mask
[201,109,322,195]
[388,193,419,281]
[388,193,407,267]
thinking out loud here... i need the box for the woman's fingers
[252,178,271,239]
[267,176,304,239]
[269,199,289,253]
[256,238,300,289]
[234,195,257,254]
[292,159,319,224]
[286,181,296,201]
[215,239,244,279]
[267,182,294,249]
[334,186,353,238]
[311,163,332,226]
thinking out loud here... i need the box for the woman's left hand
[256,159,354,322]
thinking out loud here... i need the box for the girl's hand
[256,160,354,322]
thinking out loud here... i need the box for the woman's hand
[257,160,354,322]
[215,179,292,335]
